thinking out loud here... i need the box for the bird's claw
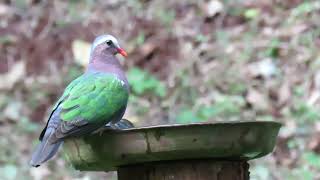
[93,119,134,136]
[92,127,107,136]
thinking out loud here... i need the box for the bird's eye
[106,40,113,46]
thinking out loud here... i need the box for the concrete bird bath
[63,121,281,180]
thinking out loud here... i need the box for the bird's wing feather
[39,76,83,141]
[39,72,129,141]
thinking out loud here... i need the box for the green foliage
[244,8,260,19]
[290,154,319,180]
[195,34,209,43]
[4,0,320,179]
[128,0,143,14]
[215,30,230,46]
[129,95,150,116]
[210,95,245,116]
[0,35,15,45]
[290,165,314,180]
[298,31,314,47]
[287,139,300,149]
[239,32,256,62]
[127,67,167,97]
[0,138,14,163]
[17,117,39,133]
[226,6,244,17]
[0,95,9,112]
[265,38,280,58]
[156,9,175,26]
[291,1,320,17]
[228,81,247,94]
[55,20,68,28]
[256,115,275,122]
[293,86,305,97]
[176,95,245,124]
[288,1,320,23]
[303,151,320,170]
[135,32,146,46]
[67,0,95,22]
[65,65,83,84]
[14,0,28,9]
[310,56,320,71]
[176,109,199,124]
[292,101,320,123]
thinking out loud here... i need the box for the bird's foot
[98,129,104,136]
[112,119,134,130]
[93,119,135,135]
[92,127,107,136]
[105,119,134,130]
[109,123,118,130]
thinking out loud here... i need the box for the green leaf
[156,9,175,26]
[291,165,314,180]
[291,1,320,17]
[303,152,320,170]
[229,82,247,94]
[293,86,304,97]
[127,67,167,97]
[292,101,320,122]
[265,39,280,58]
[155,84,167,97]
[17,117,39,133]
[197,106,219,120]
[195,34,209,43]
[176,95,246,124]
[215,30,230,45]
[0,35,15,45]
[136,32,145,45]
[176,109,200,124]
[244,8,260,19]
[212,95,245,117]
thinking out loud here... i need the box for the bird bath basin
[63,121,281,172]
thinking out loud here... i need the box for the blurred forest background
[1,0,320,179]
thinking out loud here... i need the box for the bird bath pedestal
[63,121,281,180]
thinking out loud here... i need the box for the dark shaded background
[1,0,320,179]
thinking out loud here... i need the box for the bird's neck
[86,53,128,85]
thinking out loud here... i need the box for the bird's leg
[109,123,118,129]
[92,127,106,136]
[113,119,134,129]
[106,119,134,130]
[104,121,119,130]
[93,119,134,136]
[92,123,116,136]
[98,128,105,136]
[93,123,120,136]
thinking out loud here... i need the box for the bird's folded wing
[55,73,128,139]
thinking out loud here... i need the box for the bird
[30,34,130,167]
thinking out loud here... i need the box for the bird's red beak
[117,48,128,57]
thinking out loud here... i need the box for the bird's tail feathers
[29,130,63,167]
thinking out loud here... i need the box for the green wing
[39,72,128,141]
[32,71,130,166]
[59,72,128,123]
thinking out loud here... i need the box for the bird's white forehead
[91,34,120,53]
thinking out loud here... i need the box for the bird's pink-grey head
[87,35,129,84]
[90,34,127,59]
